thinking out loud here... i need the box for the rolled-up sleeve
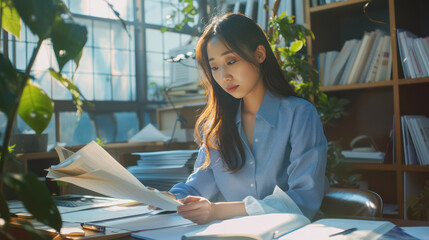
[169,145,220,200]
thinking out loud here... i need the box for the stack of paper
[341,150,386,164]
[401,115,429,165]
[128,150,198,191]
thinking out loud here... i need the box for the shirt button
[254,138,259,143]
[249,161,254,165]
[250,184,254,187]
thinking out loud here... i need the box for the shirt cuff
[243,185,303,216]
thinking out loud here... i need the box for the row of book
[401,115,429,166]
[319,29,392,87]
[311,0,346,7]
[127,149,198,191]
[397,29,429,79]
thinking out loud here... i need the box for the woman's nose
[220,66,232,81]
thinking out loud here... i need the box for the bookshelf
[305,0,429,219]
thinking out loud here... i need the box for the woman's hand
[177,196,215,225]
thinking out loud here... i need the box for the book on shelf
[360,30,384,83]
[328,39,355,86]
[397,29,429,79]
[401,115,429,166]
[374,36,393,82]
[131,213,399,240]
[341,150,386,164]
[338,39,361,85]
[46,141,181,211]
[322,50,339,86]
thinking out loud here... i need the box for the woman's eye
[227,60,236,65]
[211,66,218,71]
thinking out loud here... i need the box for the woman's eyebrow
[208,50,234,62]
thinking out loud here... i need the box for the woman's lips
[226,85,239,92]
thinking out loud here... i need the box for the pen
[329,227,357,237]
[80,223,106,232]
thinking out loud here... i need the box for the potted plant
[0,0,125,238]
[407,180,429,220]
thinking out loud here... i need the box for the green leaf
[1,0,21,39]
[0,53,21,117]
[51,19,87,72]
[160,26,168,33]
[49,68,88,116]
[17,82,53,136]
[11,0,59,40]
[290,40,303,53]
[1,173,62,232]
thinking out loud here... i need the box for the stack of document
[128,150,198,191]
[341,150,386,164]
[401,115,429,165]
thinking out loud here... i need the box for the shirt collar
[235,90,280,127]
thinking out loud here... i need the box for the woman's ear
[255,45,266,63]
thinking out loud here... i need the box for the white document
[128,123,170,142]
[280,218,395,240]
[46,141,181,211]
[97,212,193,232]
[401,227,429,239]
[61,205,152,223]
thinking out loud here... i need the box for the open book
[131,213,398,240]
[46,141,181,211]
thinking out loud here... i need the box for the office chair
[317,187,383,219]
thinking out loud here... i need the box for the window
[1,0,197,147]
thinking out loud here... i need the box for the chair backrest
[318,187,383,218]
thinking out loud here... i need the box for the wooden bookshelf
[305,0,429,219]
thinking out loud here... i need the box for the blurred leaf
[0,53,22,117]
[103,0,130,37]
[1,0,21,39]
[17,82,53,136]
[0,192,11,225]
[290,40,303,53]
[18,220,51,240]
[49,68,89,116]
[51,19,87,72]
[1,173,62,232]
[11,0,59,40]
[160,26,168,33]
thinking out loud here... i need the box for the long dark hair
[195,13,296,171]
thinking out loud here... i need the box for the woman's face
[206,36,265,99]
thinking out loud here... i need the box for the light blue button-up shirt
[170,90,328,219]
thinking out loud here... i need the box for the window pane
[26,26,38,43]
[145,1,162,25]
[15,42,26,71]
[146,52,164,77]
[130,51,135,76]
[94,75,112,100]
[93,21,110,48]
[108,0,134,21]
[60,112,96,145]
[112,50,130,75]
[146,29,163,53]
[75,73,94,100]
[94,48,111,74]
[147,76,165,101]
[76,47,93,74]
[115,112,138,142]
[32,42,51,71]
[89,0,110,19]
[112,76,131,101]
[130,76,136,101]
[164,31,181,53]
[69,0,90,15]
[94,114,116,143]
[112,22,129,50]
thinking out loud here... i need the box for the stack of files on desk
[128,149,198,191]
[401,115,429,166]
[341,150,386,164]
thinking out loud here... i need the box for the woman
[166,13,328,225]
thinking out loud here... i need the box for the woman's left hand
[177,196,215,225]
